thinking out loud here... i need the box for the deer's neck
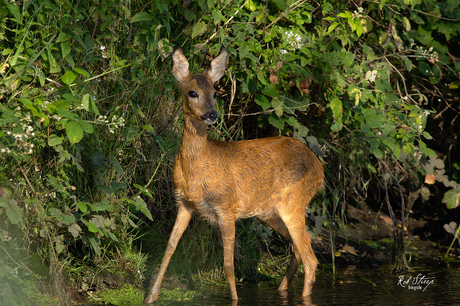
[178,116,209,165]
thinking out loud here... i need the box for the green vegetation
[1,0,459,304]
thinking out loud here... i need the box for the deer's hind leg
[276,207,317,297]
[258,213,302,292]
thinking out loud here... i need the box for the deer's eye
[213,92,217,99]
[188,91,198,98]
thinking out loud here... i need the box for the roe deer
[144,47,324,304]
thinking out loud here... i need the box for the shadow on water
[161,264,460,305]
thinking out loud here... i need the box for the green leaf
[132,196,153,221]
[6,205,23,226]
[192,22,207,39]
[88,199,113,211]
[92,151,106,166]
[330,97,342,120]
[410,0,422,7]
[62,71,76,85]
[419,62,431,75]
[79,120,94,133]
[65,120,84,144]
[294,125,309,139]
[6,3,21,24]
[111,181,127,191]
[245,0,256,11]
[271,98,284,117]
[261,84,279,98]
[268,113,285,130]
[211,10,222,25]
[184,9,195,21]
[74,67,90,78]
[130,11,153,23]
[370,146,383,159]
[403,57,413,72]
[61,42,71,59]
[255,94,271,110]
[97,184,115,194]
[134,184,153,198]
[331,120,343,132]
[419,140,437,158]
[89,236,101,255]
[49,134,63,146]
[285,116,300,127]
[327,22,340,34]
[77,202,88,213]
[443,188,460,209]
[68,223,81,238]
[56,32,71,43]
[239,44,249,60]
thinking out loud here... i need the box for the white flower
[280,49,288,55]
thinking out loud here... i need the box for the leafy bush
[1,0,459,302]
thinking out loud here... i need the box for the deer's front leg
[219,219,238,301]
[144,204,193,304]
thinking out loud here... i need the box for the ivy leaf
[443,188,460,209]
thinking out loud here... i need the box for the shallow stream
[161,263,460,305]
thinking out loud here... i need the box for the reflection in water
[162,265,460,305]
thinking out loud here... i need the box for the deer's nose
[201,111,218,124]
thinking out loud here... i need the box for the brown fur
[144,47,324,304]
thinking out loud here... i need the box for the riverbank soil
[312,199,460,269]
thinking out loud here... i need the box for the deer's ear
[205,47,228,83]
[172,48,190,82]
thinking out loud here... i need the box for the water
[162,264,460,305]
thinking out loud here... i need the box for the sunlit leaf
[443,188,460,209]
[130,12,153,23]
[48,134,63,146]
[65,120,84,144]
[192,22,207,38]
